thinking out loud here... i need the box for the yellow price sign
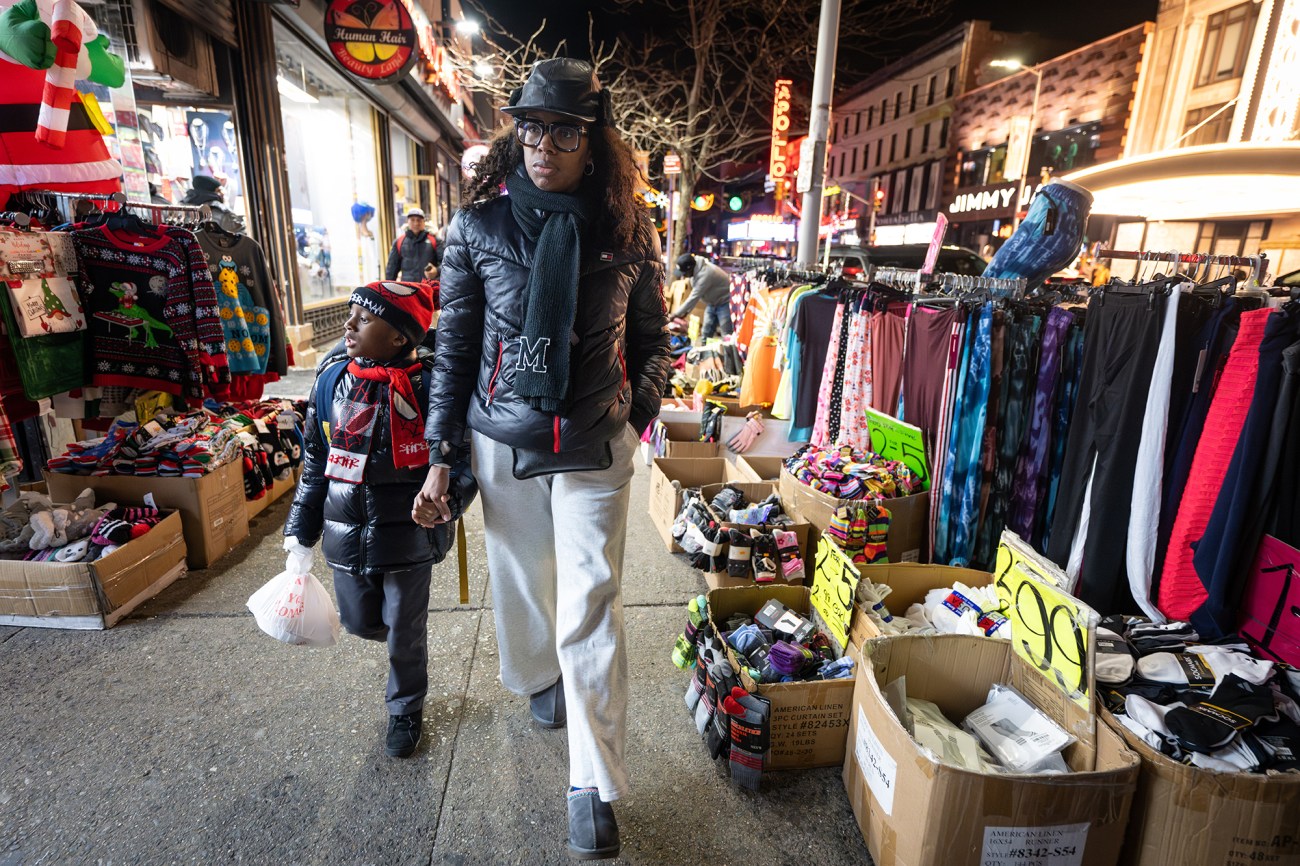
[865,408,930,491]
[810,534,860,653]
[993,532,1095,711]
[993,529,1069,589]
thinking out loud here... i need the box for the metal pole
[1012,67,1042,230]
[796,0,842,267]
[665,174,676,269]
[867,176,879,245]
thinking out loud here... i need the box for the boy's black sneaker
[386,711,422,758]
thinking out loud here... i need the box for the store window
[274,20,384,304]
[1182,103,1235,146]
[1196,2,1259,86]
[136,104,247,223]
[958,144,1008,187]
[1028,122,1102,174]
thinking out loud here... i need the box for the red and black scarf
[325,359,428,483]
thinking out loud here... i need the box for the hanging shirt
[197,231,288,376]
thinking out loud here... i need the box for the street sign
[664,152,681,175]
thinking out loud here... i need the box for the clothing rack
[1099,248,1269,285]
[870,265,1029,299]
[5,190,210,227]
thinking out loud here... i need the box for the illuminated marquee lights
[770,79,793,185]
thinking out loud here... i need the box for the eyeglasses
[514,119,588,152]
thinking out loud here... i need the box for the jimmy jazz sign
[325,0,418,82]
[947,181,1042,220]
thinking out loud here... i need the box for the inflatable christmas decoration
[0,0,126,199]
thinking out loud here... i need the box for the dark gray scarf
[504,169,595,414]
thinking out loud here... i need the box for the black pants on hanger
[1046,293,1166,614]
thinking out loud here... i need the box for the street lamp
[990,58,1042,229]
[473,59,495,78]
[454,18,480,36]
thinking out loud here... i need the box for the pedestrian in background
[412,57,670,861]
[670,252,733,339]
[386,207,441,282]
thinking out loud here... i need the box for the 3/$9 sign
[993,531,1096,711]
[325,0,418,82]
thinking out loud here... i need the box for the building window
[866,106,874,129]
[881,98,889,122]
[1196,2,1259,86]
[838,151,846,178]
[927,75,937,106]
[895,91,902,117]
[921,123,931,153]
[890,133,897,162]
[940,117,950,149]
[855,112,862,135]
[946,66,957,98]
[958,144,1009,187]
[1028,121,1104,173]
[1182,103,1236,146]
[875,138,883,167]
[851,147,858,175]
[904,128,912,159]
[910,84,919,112]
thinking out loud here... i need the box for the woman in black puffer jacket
[412,59,671,861]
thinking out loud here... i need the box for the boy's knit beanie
[348,280,435,347]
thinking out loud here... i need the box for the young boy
[284,280,471,758]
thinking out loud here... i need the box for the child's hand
[413,465,452,526]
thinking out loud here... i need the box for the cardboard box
[779,466,929,563]
[0,511,187,629]
[708,584,857,769]
[843,635,1139,866]
[648,458,746,552]
[1101,708,1300,866]
[734,455,787,482]
[246,472,297,522]
[847,563,994,654]
[46,459,250,569]
[654,421,722,460]
[702,518,813,590]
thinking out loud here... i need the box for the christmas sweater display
[0,229,84,336]
[196,232,287,376]
[0,0,126,197]
[70,224,229,399]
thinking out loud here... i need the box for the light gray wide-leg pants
[471,424,639,802]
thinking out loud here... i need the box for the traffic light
[873,188,886,212]
[726,194,746,212]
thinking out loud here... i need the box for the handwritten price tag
[811,534,861,653]
[993,531,1095,711]
[865,408,931,491]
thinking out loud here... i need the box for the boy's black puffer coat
[284,355,474,575]
[424,193,672,453]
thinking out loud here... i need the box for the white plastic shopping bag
[247,539,340,646]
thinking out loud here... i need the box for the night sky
[476,0,1159,74]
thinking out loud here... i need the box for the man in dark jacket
[385,207,441,282]
[284,280,473,760]
[669,253,732,339]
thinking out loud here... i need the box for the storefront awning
[1064,143,1300,221]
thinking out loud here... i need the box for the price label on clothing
[811,534,861,652]
[865,408,931,491]
[994,531,1095,711]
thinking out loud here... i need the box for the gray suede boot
[530,677,566,728]
[566,788,619,860]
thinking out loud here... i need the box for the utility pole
[867,176,880,246]
[795,0,841,267]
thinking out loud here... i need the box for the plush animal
[63,488,114,542]
[0,492,50,553]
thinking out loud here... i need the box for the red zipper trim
[553,416,562,453]
[486,340,504,404]
[616,345,628,391]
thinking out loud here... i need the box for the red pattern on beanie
[348,281,435,346]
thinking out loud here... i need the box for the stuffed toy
[63,487,114,541]
[0,492,50,553]
[28,503,68,549]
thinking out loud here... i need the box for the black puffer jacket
[284,353,474,575]
[425,195,671,453]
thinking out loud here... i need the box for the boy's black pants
[332,565,433,716]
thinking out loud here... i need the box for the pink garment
[1158,308,1273,620]
[810,301,846,447]
[838,306,873,449]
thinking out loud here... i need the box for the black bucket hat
[501,58,614,126]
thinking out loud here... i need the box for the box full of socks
[845,564,999,662]
[0,509,185,629]
[1092,618,1300,866]
[47,458,249,569]
[843,634,1140,866]
[650,420,723,460]
[778,446,930,564]
[705,584,858,769]
[649,458,748,552]
[673,482,813,589]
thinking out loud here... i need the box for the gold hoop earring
[584,161,595,176]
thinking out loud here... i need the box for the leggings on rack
[901,305,962,461]
[972,312,1041,570]
[1046,294,1166,614]
[936,305,993,567]
[976,312,1007,538]
[1038,323,1085,553]
[870,306,906,417]
[934,312,974,564]
[1265,343,1300,548]
[1006,306,1074,543]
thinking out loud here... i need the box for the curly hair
[462,122,649,251]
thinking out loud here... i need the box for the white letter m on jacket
[516,336,550,373]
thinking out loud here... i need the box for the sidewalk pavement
[1,376,873,865]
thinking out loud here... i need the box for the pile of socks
[671,485,804,582]
[784,444,922,501]
[1099,617,1300,774]
[826,503,891,566]
[47,410,242,477]
[854,580,1011,640]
